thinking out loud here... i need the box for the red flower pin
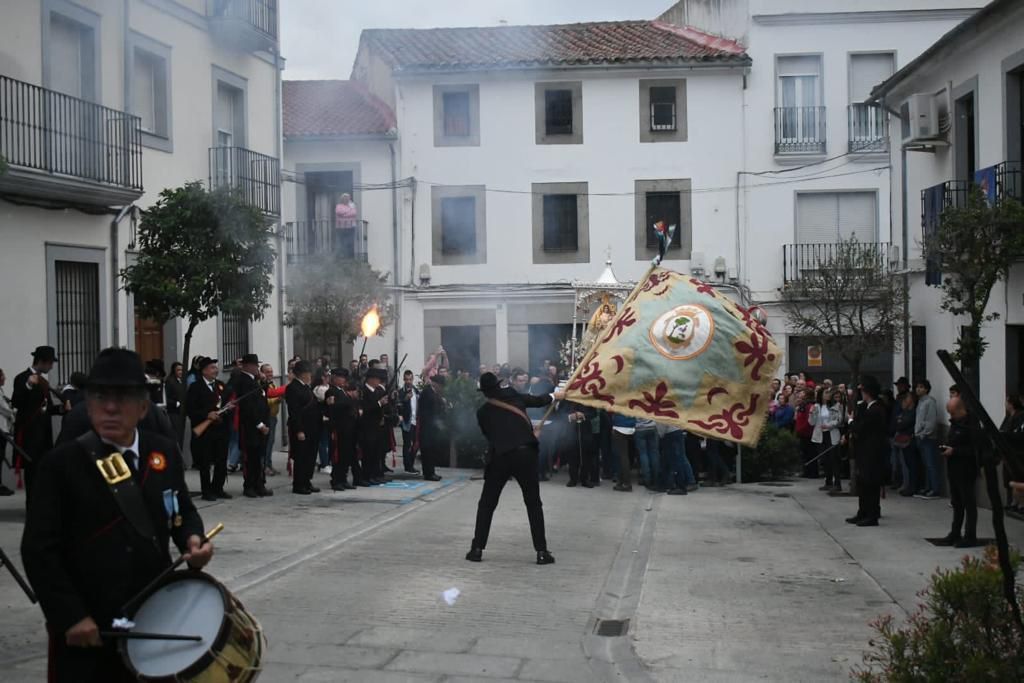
[149,452,167,472]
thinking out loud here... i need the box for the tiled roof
[359,20,749,72]
[283,80,396,138]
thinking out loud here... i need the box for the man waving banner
[562,265,783,447]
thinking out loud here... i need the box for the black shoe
[466,547,483,562]
[424,475,442,482]
[536,550,556,565]
[332,485,348,491]
[215,490,233,500]
[292,487,312,495]
[613,483,633,492]
[201,493,218,502]
[405,468,420,474]
[243,488,260,499]
[257,487,274,497]
[582,482,595,489]
[856,518,879,527]
[566,480,578,487]
[308,486,321,493]
[0,485,14,496]
[845,515,863,524]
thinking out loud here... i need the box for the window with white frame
[776,55,824,151]
[795,192,877,244]
[129,34,172,149]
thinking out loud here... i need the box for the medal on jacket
[162,489,182,529]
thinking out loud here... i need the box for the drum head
[126,574,227,678]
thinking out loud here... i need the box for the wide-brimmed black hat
[861,375,881,397]
[241,353,260,365]
[86,348,147,388]
[330,367,350,378]
[366,367,388,382]
[478,372,500,396]
[32,346,58,363]
[293,360,313,375]
[197,357,218,370]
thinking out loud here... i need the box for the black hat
[293,360,313,375]
[331,367,350,378]
[478,372,501,396]
[894,376,910,387]
[241,353,260,365]
[430,374,446,386]
[197,357,218,370]
[861,375,881,397]
[86,348,147,389]
[366,367,388,382]
[32,346,58,363]
[145,359,166,377]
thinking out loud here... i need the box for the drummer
[21,348,213,682]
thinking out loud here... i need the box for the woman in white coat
[810,387,843,492]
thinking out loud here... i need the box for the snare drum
[120,572,265,682]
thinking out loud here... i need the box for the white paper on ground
[442,587,460,605]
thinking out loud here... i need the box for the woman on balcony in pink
[335,193,358,228]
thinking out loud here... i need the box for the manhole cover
[594,619,629,637]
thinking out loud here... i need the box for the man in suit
[12,345,61,499]
[358,367,389,485]
[286,361,322,494]
[21,348,213,682]
[227,353,273,498]
[847,375,888,527]
[398,370,420,474]
[186,357,231,501]
[326,368,361,490]
[417,374,446,482]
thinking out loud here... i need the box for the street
[3,454,1023,682]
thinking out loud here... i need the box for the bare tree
[780,236,908,382]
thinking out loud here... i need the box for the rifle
[191,385,263,438]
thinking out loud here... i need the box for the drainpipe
[408,177,417,287]
[110,204,135,347]
[389,140,399,363]
[901,144,911,380]
[273,40,286,386]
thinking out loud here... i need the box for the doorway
[134,314,164,364]
[441,325,481,375]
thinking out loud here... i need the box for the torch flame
[360,305,381,338]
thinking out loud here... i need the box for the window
[644,192,682,249]
[129,34,172,151]
[848,53,893,152]
[45,4,98,101]
[433,85,479,147]
[849,53,895,103]
[431,185,486,265]
[640,79,687,143]
[212,66,248,149]
[53,260,101,385]
[543,195,579,252]
[795,192,877,243]
[650,87,677,131]
[535,82,582,144]
[221,312,249,364]
[532,183,589,263]
[441,197,477,255]
[634,179,692,260]
[776,55,824,153]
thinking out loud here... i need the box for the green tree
[283,254,393,360]
[121,182,276,368]
[922,187,1024,383]
[780,236,908,382]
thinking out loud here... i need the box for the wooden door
[135,315,164,363]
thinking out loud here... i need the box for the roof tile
[283,80,396,138]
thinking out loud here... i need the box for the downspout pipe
[389,140,399,364]
[274,38,286,387]
[110,203,134,347]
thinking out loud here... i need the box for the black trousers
[49,635,134,683]
[191,429,227,494]
[421,435,444,478]
[473,445,547,552]
[567,425,597,484]
[801,437,818,478]
[360,434,382,480]
[402,427,417,471]
[331,428,360,486]
[820,433,840,487]
[291,428,318,490]
[948,457,979,539]
[240,427,266,492]
[856,476,881,521]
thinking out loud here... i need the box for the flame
[360,305,381,338]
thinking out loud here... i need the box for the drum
[120,572,265,682]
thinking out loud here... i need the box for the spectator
[261,363,284,476]
[0,369,13,496]
[611,414,637,492]
[889,377,912,489]
[949,384,960,399]
[999,395,1024,511]
[937,397,979,547]
[893,391,918,496]
[846,375,887,527]
[704,438,732,486]
[658,423,696,495]
[399,369,419,474]
[811,386,842,492]
[165,362,187,447]
[634,418,661,491]
[510,368,529,394]
[771,394,795,430]
[914,379,942,500]
[794,389,816,478]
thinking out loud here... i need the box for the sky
[280,0,674,81]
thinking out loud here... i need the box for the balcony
[207,0,277,53]
[848,103,888,154]
[774,106,826,156]
[981,160,1023,203]
[208,146,280,216]
[782,242,897,286]
[284,219,369,265]
[0,75,143,207]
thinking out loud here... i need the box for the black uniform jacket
[946,416,977,466]
[417,385,447,448]
[186,377,228,437]
[21,431,203,635]
[164,376,186,415]
[327,385,358,439]
[12,368,57,455]
[285,380,322,439]
[226,370,269,448]
[477,387,553,457]
[852,399,889,483]
[358,384,387,445]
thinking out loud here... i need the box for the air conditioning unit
[900,93,940,144]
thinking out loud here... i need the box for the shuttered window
[795,192,876,243]
[849,53,895,103]
[54,260,101,384]
[221,313,249,364]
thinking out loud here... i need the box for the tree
[283,254,393,360]
[121,182,276,368]
[921,187,1024,383]
[780,236,908,382]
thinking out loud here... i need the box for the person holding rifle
[417,374,446,482]
[286,361,322,495]
[326,367,361,490]
[227,354,273,499]
[358,367,390,485]
[186,357,230,502]
[12,345,62,499]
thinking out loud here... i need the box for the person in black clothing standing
[938,396,980,547]
[286,361,322,494]
[846,375,888,527]
[12,345,61,498]
[564,401,597,487]
[228,354,273,498]
[417,374,446,482]
[326,367,361,490]
[164,362,186,447]
[186,357,230,501]
[398,370,420,474]
[358,367,389,485]
[467,372,558,565]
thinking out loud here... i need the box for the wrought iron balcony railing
[285,219,369,265]
[847,103,888,154]
[774,106,826,155]
[208,146,280,216]
[0,75,143,205]
[207,0,277,52]
[782,241,897,285]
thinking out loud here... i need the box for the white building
[871,0,1024,418]
[0,0,284,384]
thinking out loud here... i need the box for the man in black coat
[186,357,231,501]
[467,372,558,565]
[358,367,389,485]
[58,391,178,446]
[286,361,322,494]
[21,348,213,683]
[227,353,273,498]
[847,375,888,527]
[417,374,447,482]
[326,367,361,490]
[939,397,980,547]
[12,345,61,498]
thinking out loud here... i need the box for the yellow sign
[807,345,823,368]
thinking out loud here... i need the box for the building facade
[0,0,284,385]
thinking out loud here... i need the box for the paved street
[3,453,1024,682]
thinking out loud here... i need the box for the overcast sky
[281,0,673,81]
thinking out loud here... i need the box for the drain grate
[594,618,629,637]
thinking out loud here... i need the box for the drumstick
[101,631,202,642]
[121,523,224,615]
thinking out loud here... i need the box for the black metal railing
[207,0,277,39]
[782,242,896,285]
[208,146,280,216]
[0,75,142,191]
[285,219,369,265]
[992,160,1023,203]
[848,103,888,153]
[774,106,826,155]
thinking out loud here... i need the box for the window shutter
[849,53,894,103]
[837,192,876,241]
[795,193,839,243]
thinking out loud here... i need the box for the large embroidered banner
[563,267,783,447]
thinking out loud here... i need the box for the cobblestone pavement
[3,457,1023,682]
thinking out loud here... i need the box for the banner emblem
[650,304,715,360]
